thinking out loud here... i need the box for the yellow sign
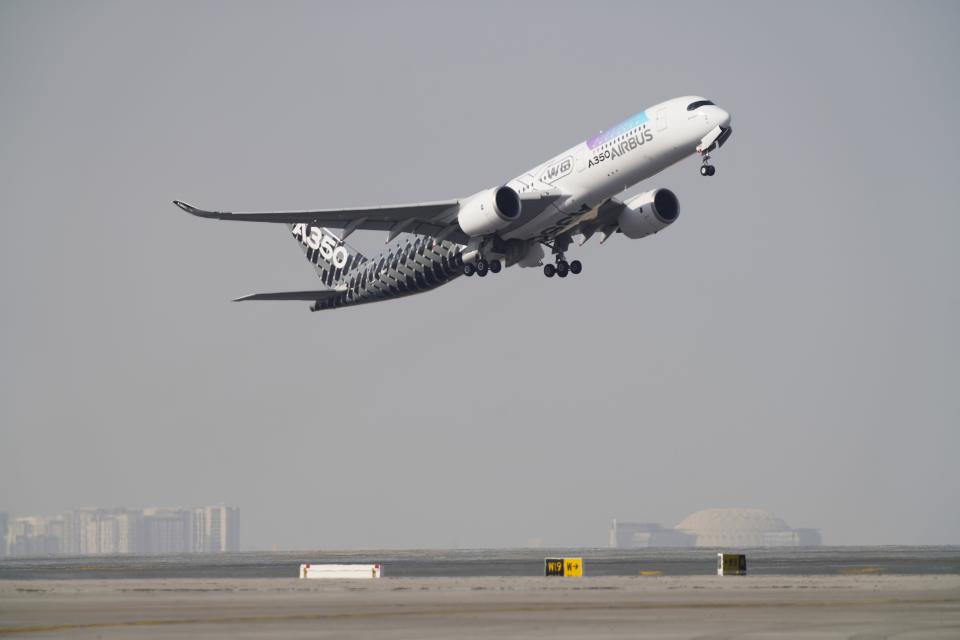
[544,557,583,577]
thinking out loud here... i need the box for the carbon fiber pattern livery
[312,235,465,312]
[316,247,365,288]
[288,224,369,287]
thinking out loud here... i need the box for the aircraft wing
[174,199,467,243]
[174,190,563,245]
[572,198,626,244]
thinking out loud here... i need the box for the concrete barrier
[299,563,382,579]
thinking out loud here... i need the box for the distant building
[610,508,821,548]
[143,508,190,554]
[191,505,239,552]
[60,508,141,554]
[0,512,8,557]
[63,508,99,555]
[676,508,821,547]
[113,511,144,554]
[609,520,695,548]
[8,516,60,556]
[677,509,820,548]
[5,505,238,557]
[793,528,823,546]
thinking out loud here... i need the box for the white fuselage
[501,96,731,242]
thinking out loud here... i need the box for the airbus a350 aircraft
[175,96,731,312]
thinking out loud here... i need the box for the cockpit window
[686,100,714,111]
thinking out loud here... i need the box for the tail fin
[288,223,368,287]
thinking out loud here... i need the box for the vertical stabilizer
[288,223,368,287]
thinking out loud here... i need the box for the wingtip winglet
[173,200,220,218]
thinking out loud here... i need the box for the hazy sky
[1,1,958,550]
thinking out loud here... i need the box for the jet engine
[617,188,680,239]
[457,186,522,237]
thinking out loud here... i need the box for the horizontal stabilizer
[233,290,343,302]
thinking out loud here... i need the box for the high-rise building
[191,505,239,552]
[4,505,238,556]
[8,516,60,556]
[44,516,64,554]
[0,512,8,557]
[143,508,190,554]
[94,509,144,555]
[114,511,144,554]
[63,508,103,555]
[99,515,118,554]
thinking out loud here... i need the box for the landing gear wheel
[476,262,488,277]
[489,260,501,274]
[707,165,716,176]
[569,260,582,275]
[700,165,710,176]
[544,264,556,278]
[463,264,476,277]
[556,261,569,278]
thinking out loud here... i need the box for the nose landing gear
[700,153,716,177]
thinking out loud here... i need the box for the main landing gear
[463,258,502,278]
[543,254,582,279]
[700,153,716,177]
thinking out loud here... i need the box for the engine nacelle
[617,188,680,239]
[457,186,522,237]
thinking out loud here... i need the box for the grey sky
[1,0,958,550]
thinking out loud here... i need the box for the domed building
[609,508,821,548]
[675,508,821,548]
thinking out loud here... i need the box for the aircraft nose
[716,107,731,128]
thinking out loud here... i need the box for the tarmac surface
[1,574,958,639]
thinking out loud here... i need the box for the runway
[2,575,958,638]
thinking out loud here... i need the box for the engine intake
[458,186,522,237]
[617,188,680,239]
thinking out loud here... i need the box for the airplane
[174,96,731,312]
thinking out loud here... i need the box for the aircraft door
[656,109,668,132]
[515,172,536,190]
